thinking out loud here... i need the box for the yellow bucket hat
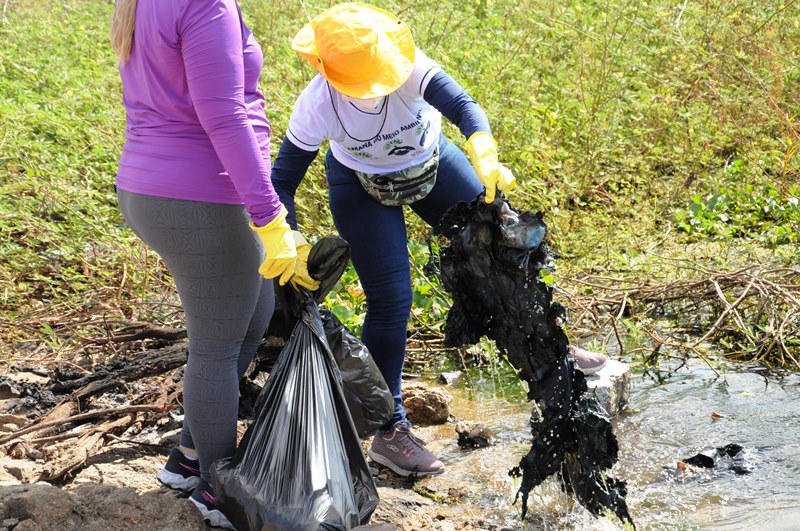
[292,3,415,99]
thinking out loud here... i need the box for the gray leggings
[117,189,274,481]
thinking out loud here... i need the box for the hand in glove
[290,230,320,291]
[465,132,516,203]
[250,207,297,285]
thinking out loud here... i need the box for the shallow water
[615,359,800,531]
[419,356,800,530]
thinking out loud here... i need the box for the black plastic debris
[682,443,753,475]
[431,195,633,527]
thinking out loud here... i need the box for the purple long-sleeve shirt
[115,0,283,226]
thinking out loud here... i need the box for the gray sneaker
[569,345,607,375]
[367,424,444,477]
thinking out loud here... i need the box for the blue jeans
[325,134,483,429]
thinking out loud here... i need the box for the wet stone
[584,359,631,416]
[454,421,495,448]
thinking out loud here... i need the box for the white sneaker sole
[156,468,200,491]
[367,449,445,477]
[189,496,236,530]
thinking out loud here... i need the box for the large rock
[584,359,630,417]
[0,483,206,531]
[402,384,452,425]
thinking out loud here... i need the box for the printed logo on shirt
[388,144,416,156]
[419,120,431,146]
[346,115,429,159]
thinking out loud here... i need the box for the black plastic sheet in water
[211,291,379,531]
[432,195,633,527]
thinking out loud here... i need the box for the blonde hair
[111,0,137,65]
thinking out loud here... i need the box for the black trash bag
[307,237,393,439]
[258,236,392,438]
[307,236,352,304]
[211,290,380,531]
[261,236,393,439]
[320,307,394,439]
[266,235,352,340]
[431,194,633,528]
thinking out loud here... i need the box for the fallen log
[48,343,188,394]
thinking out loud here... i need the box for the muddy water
[417,356,800,530]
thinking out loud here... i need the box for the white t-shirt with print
[286,48,443,174]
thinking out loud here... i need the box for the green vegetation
[674,182,799,244]
[1,0,797,371]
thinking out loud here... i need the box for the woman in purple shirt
[110,1,316,527]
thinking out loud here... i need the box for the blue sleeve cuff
[271,138,318,230]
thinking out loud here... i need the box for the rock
[0,456,41,485]
[437,371,463,385]
[402,384,452,425]
[0,378,21,399]
[0,413,28,433]
[72,454,167,493]
[1,518,21,530]
[584,359,630,416]
[0,483,207,531]
[454,422,495,448]
[370,486,434,524]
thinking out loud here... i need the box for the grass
[0,0,798,369]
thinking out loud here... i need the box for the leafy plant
[673,178,800,245]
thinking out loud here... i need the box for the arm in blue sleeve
[423,71,492,139]
[271,137,319,230]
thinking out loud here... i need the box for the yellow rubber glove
[465,132,516,203]
[291,231,321,291]
[250,207,297,285]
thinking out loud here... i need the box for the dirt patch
[0,432,525,531]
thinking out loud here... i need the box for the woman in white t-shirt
[272,2,606,478]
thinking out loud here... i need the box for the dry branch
[563,266,800,368]
[1,343,190,482]
[0,405,162,445]
[81,321,187,346]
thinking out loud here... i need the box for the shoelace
[397,429,427,456]
[201,489,216,506]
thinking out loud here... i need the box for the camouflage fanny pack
[355,146,439,206]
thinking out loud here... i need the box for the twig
[610,294,627,355]
[674,0,689,31]
[0,405,162,445]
